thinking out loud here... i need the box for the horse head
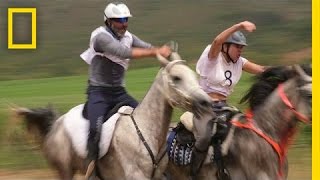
[289,64,312,123]
[165,64,312,180]
[156,53,213,118]
[275,64,312,125]
[241,64,312,124]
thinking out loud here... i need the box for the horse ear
[293,64,312,82]
[166,40,179,52]
[156,53,169,67]
[170,52,182,60]
[165,40,181,60]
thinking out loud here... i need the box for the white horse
[14,53,214,180]
[165,64,312,180]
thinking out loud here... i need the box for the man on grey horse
[80,2,171,179]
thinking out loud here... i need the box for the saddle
[167,104,240,167]
[82,100,134,122]
[211,106,239,144]
[63,103,134,159]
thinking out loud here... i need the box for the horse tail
[13,106,58,143]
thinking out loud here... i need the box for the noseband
[277,83,310,123]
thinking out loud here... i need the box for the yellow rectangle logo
[8,8,37,49]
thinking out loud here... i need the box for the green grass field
[0,67,311,179]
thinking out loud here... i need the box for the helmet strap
[222,44,237,63]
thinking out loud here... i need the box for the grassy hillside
[0,0,311,80]
[0,67,311,179]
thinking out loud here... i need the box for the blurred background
[0,0,311,179]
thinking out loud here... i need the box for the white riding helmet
[104,2,132,21]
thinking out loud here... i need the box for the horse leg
[49,157,74,180]
[126,169,149,180]
[44,124,75,180]
[191,114,214,177]
[48,155,74,180]
[56,166,74,180]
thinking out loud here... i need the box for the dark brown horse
[165,64,312,180]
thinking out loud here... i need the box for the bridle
[278,83,310,123]
[231,81,311,179]
[160,60,200,109]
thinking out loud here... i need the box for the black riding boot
[85,139,99,180]
[190,147,207,179]
[85,122,102,180]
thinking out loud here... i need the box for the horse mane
[240,64,311,111]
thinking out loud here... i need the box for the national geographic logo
[8,8,37,49]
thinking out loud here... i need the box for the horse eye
[300,89,312,100]
[172,75,181,83]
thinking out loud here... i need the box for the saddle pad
[167,130,193,166]
[63,104,133,158]
[180,111,194,131]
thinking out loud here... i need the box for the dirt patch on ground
[0,169,84,180]
[0,165,311,180]
[281,47,311,64]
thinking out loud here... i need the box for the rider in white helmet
[103,2,132,38]
[80,2,171,180]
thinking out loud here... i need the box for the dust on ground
[0,169,84,180]
[281,47,311,64]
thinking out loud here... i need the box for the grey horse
[165,64,312,180]
[13,53,214,180]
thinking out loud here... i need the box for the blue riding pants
[86,86,138,159]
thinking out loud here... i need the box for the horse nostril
[193,99,210,111]
[201,100,210,107]
[197,99,211,110]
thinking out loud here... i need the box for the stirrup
[85,160,96,180]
